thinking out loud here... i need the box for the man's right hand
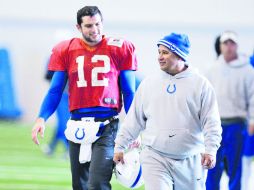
[113,152,125,164]
[31,118,45,145]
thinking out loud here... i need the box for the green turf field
[0,121,144,190]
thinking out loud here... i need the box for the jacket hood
[218,54,249,68]
[160,65,198,79]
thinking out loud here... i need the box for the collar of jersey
[79,36,105,52]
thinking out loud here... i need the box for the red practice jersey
[48,36,137,112]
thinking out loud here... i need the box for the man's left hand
[248,123,254,135]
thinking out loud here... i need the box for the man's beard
[83,34,101,44]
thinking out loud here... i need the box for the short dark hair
[77,6,103,25]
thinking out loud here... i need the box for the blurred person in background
[241,49,254,190]
[42,68,70,158]
[206,31,254,190]
[114,33,222,190]
[32,5,137,190]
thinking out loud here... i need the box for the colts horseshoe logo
[75,128,85,140]
[167,84,176,94]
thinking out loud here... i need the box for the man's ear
[76,24,81,31]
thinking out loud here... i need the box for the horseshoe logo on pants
[75,128,85,140]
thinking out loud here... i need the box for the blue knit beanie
[157,33,190,62]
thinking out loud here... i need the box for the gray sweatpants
[140,147,207,190]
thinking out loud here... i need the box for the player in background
[241,49,254,190]
[206,31,254,190]
[42,69,70,158]
[114,33,222,190]
[32,6,137,190]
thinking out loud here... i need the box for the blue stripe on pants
[206,121,246,190]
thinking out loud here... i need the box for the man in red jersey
[32,6,137,190]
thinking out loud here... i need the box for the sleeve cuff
[205,149,217,158]
[114,145,126,153]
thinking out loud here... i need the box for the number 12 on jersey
[76,55,110,87]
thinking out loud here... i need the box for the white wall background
[0,0,253,122]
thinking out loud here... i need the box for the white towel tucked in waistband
[65,117,109,163]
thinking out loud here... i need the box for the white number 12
[76,55,110,87]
